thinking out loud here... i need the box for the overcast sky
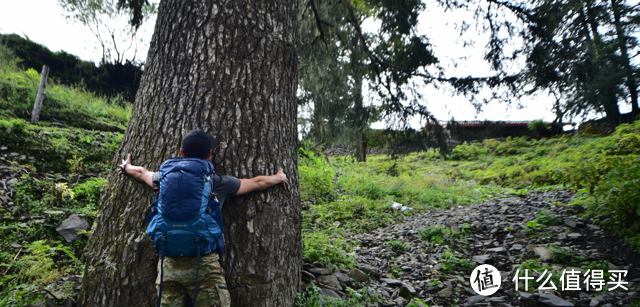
[0,0,624,128]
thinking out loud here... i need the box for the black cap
[181,130,215,159]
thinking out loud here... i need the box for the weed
[524,220,545,234]
[537,210,563,226]
[406,298,430,307]
[439,251,473,273]
[294,284,381,307]
[302,232,354,269]
[549,244,589,266]
[387,240,410,251]
[390,265,403,278]
[418,225,467,246]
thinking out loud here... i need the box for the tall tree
[58,0,157,64]
[78,0,300,306]
[481,0,639,124]
[298,0,440,159]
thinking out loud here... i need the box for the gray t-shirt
[152,172,241,207]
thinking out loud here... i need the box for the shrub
[439,251,473,273]
[302,232,355,269]
[298,148,337,203]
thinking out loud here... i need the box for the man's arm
[118,154,156,188]
[236,169,288,195]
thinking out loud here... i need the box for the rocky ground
[301,191,640,306]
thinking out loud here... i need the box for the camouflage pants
[155,253,231,307]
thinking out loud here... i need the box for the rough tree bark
[78,0,300,306]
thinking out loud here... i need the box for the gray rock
[301,270,315,282]
[439,287,452,297]
[533,246,552,261]
[486,246,505,253]
[564,219,577,228]
[308,267,332,275]
[334,272,353,285]
[348,268,369,282]
[317,274,342,290]
[55,214,90,243]
[319,287,341,298]
[401,283,416,295]
[380,278,403,286]
[539,294,574,307]
[357,263,377,276]
[433,263,443,271]
[511,244,523,251]
[393,296,408,305]
[519,291,535,300]
[467,295,486,304]
[472,255,491,264]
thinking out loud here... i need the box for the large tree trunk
[78,0,300,306]
[354,78,366,163]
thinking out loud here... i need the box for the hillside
[1,41,640,306]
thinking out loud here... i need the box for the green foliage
[298,147,337,203]
[439,251,473,273]
[294,284,381,307]
[302,232,355,269]
[0,118,27,134]
[1,124,123,173]
[528,119,550,136]
[524,220,545,234]
[387,240,410,251]
[72,178,105,213]
[406,298,430,307]
[418,225,469,246]
[0,34,142,102]
[0,240,79,306]
[390,265,403,278]
[549,244,589,266]
[304,196,402,233]
[0,47,131,131]
[537,210,563,226]
[588,163,640,248]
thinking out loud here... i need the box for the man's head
[181,130,216,159]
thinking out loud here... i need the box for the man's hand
[237,169,289,195]
[276,169,288,190]
[118,154,132,176]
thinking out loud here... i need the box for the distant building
[451,121,539,137]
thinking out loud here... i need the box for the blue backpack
[144,157,225,307]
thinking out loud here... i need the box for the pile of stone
[302,191,640,306]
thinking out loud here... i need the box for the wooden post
[31,65,50,123]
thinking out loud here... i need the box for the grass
[0,46,125,305]
[295,284,382,306]
[299,150,503,270]
[418,225,470,246]
[439,251,474,274]
[0,43,130,132]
